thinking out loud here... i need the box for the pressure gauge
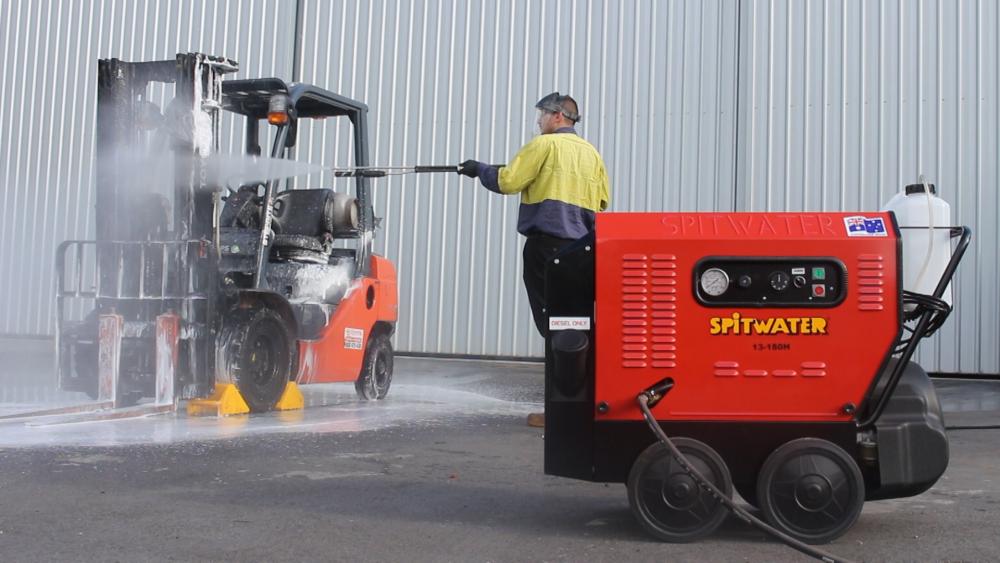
[700,268,730,297]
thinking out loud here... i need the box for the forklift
[55,53,397,413]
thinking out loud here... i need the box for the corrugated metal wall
[736,0,999,374]
[293,0,740,358]
[0,0,996,372]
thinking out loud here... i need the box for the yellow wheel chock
[186,382,304,417]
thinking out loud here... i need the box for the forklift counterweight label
[710,313,828,335]
[549,317,591,331]
[344,328,364,350]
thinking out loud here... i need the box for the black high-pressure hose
[636,381,854,563]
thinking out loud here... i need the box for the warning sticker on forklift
[843,216,887,237]
[344,328,364,350]
[549,317,591,331]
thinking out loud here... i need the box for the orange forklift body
[297,255,398,384]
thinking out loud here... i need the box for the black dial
[768,271,790,292]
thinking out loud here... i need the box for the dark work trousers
[522,234,574,337]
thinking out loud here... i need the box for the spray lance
[327,164,504,177]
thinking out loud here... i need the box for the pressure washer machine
[543,210,970,548]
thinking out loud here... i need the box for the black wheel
[756,438,865,544]
[355,333,393,400]
[627,438,733,543]
[223,308,295,412]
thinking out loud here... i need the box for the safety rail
[56,239,212,302]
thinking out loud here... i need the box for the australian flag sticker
[844,216,887,237]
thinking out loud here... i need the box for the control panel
[694,257,846,307]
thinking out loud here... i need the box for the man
[458,92,610,426]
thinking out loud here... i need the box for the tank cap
[904,183,936,195]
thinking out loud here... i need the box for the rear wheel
[355,333,393,400]
[223,308,295,412]
[627,438,733,542]
[756,438,865,544]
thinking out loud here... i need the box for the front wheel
[355,333,393,400]
[223,308,295,412]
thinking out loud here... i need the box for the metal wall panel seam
[974,0,983,372]
[766,0,775,211]
[9,0,40,332]
[487,0,512,354]
[626,0,640,211]
[877,0,884,205]
[0,0,26,331]
[394,0,415,349]
[1,0,24,331]
[318,2,336,190]
[436,0,459,353]
[223,0,239,165]
[858,0,866,210]
[17,0,43,330]
[57,0,87,332]
[404,0,431,351]
[896,0,903,199]
[381,0,402,294]
[598,0,608,209]
[0,0,14,311]
[802,0,811,211]
[645,0,657,213]
[696,1,708,209]
[819,0,828,212]
[677,1,688,210]
[463,1,490,354]
[837,0,846,213]
[730,0,754,212]
[935,0,946,370]
[35,0,63,333]
[714,0,725,211]
[783,1,791,210]
[370,0,389,232]
[79,0,102,323]
[447,0,472,354]
[421,0,445,352]
[951,0,963,372]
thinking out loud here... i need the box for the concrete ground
[0,349,999,562]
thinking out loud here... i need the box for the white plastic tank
[881,178,952,307]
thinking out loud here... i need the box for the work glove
[457,159,481,178]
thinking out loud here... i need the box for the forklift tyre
[223,307,296,412]
[355,333,393,400]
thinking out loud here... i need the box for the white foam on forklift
[290,261,357,304]
[0,367,540,448]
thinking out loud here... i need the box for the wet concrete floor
[0,356,998,562]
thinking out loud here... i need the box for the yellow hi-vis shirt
[493,131,609,238]
[499,132,609,211]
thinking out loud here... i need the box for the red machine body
[594,212,899,423]
[543,210,967,545]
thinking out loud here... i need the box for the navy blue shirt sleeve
[477,162,502,193]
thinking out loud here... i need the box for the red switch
[812,284,826,297]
